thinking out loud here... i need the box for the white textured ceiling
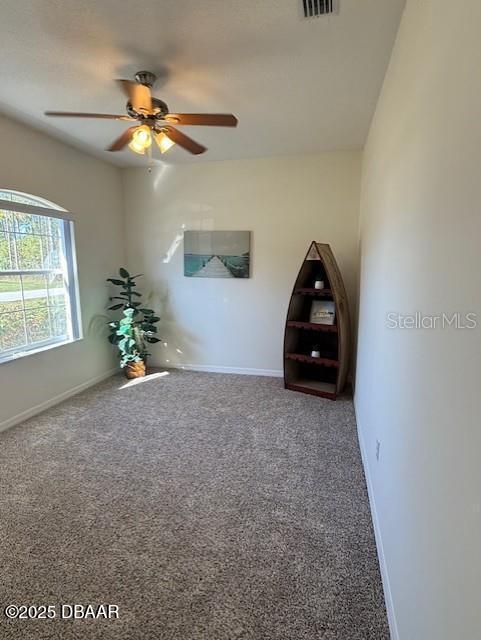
[0,0,405,166]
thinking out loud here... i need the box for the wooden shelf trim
[285,380,337,400]
[294,287,333,297]
[286,353,339,368]
[286,320,338,333]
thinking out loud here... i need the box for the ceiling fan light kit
[45,71,238,159]
[155,130,175,154]
[128,124,152,155]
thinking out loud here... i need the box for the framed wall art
[184,230,251,278]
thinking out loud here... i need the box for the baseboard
[0,367,118,434]
[354,396,399,640]
[161,362,283,378]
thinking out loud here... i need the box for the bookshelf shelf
[283,242,350,400]
[286,353,339,368]
[287,321,338,333]
[294,288,333,298]
[285,380,337,400]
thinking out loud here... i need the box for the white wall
[122,151,361,374]
[0,115,124,428]
[355,1,481,638]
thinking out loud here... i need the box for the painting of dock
[184,231,251,278]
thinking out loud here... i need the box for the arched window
[0,190,81,362]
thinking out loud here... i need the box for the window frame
[0,192,82,364]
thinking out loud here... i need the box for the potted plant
[106,267,161,378]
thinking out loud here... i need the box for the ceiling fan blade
[45,111,133,120]
[162,126,207,155]
[107,126,139,152]
[117,80,152,114]
[165,113,238,127]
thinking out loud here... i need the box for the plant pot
[124,360,146,379]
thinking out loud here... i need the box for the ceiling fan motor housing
[126,97,169,120]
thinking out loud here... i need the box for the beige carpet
[0,369,388,639]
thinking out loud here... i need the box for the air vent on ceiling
[302,0,337,19]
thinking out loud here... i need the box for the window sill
[0,337,83,366]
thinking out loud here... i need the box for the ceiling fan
[45,71,238,157]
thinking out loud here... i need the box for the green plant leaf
[130,291,141,297]
[145,336,161,343]
[141,323,157,332]
[106,278,125,285]
[119,336,135,349]
[108,303,124,310]
[119,267,130,278]
[148,316,160,323]
[140,308,153,315]
[117,325,130,335]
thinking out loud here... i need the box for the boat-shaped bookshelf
[283,242,350,400]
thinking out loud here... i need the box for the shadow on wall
[147,281,200,367]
